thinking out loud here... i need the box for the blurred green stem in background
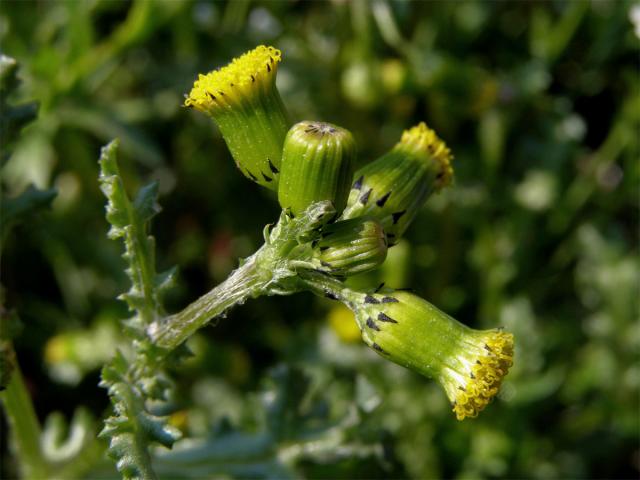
[53,0,186,97]
[1,359,48,479]
[550,91,640,234]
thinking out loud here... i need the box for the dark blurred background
[1,1,638,478]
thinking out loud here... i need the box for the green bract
[278,121,356,216]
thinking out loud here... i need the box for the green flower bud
[313,218,388,276]
[185,45,290,190]
[348,289,514,420]
[341,122,453,242]
[278,121,356,216]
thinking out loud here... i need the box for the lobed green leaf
[98,141,180,479]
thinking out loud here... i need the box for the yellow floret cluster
[449,331,514,420]
[184,45,282,113]
[399,122,454,190]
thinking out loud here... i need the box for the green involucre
[341,122,453,242]
[213,90,289,190]
[278,121,356,216]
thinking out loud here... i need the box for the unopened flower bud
[278,121,356,216]
[341,122,453,242]
[314,218,387,276]
[185,45,289,190]
[349,289,514,420]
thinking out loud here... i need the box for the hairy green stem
[148,202,337,352]
[1,357,48,479]
[150,265,356,352]
[148,253,271,350]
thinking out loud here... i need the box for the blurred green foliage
[1,0,638,478]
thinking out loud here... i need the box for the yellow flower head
[439,329,514,420]
[398,122,454,190]
[347,289,514,421]
[183,46,289,190]
[341,121,454,241]
[185,45,282,113]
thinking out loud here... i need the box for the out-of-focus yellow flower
[328,304,361,343]
[168,410,189,433]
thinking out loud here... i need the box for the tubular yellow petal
[399,122,454,190]
[185,46,282,113]
[446,331,514,420]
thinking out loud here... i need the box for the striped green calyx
[340,122,453,243]
[184,45,289,190]
[313,218,387,276]
[278,121,356,216]
[346,288,514,420]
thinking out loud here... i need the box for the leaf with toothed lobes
[98,140,181,479]
[100,351,181,480]
[340,122,453,241]
[0,55,39,160]
[0,56,54,245]
[98,140,175,329]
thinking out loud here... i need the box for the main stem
[1,355,48,479]
[148,202,337,352]
[148,251,271,350]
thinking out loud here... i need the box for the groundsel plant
[95,45,515,478]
